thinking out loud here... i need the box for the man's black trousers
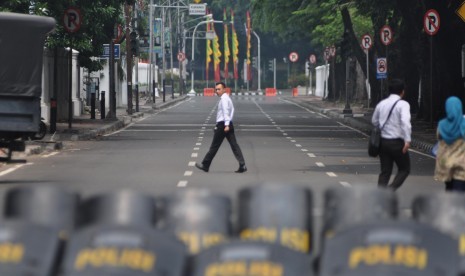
[202,122,245,168]
[378,138,410,190]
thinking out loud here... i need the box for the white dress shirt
[372,94,412,142]
[216,93,235,126]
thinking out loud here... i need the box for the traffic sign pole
[424,9,440,127]
[361,34,373,107]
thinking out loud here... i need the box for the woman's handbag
[368,100,400,157]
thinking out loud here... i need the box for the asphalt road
[0,94,442,240]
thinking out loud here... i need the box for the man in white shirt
[371,79,411,190]
[195,82,247,173]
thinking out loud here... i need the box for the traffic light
[252,57,257,68]
[268,59,274,71]
[130,31,139,56]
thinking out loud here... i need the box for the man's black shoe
[195,163,209,172]
[235,165,247,173]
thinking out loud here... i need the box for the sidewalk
[22,95,188,157]
[286,95,437,154]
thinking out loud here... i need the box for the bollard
[50,97,57,133]
[100,91,105,119]
[135,83,139,112]
[90,92,95,119]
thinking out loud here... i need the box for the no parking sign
[376,58,387,79]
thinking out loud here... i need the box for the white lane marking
[327,172,338,177]
[184,171,193,176]
[291,140,296,142]
[196,143,202,146]
[42,152,59,158]
[191,153,198,158]
[0,164,29,177]
[307,153,316,157]
[280,99,326,118]
[339,181,352,187]
[193,147,200,151]
[301,149,308,152]
[177,181,188,187]
[188,162,195,166]
[296,144,302,147]
[316,162,325,167]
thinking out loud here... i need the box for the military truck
[0,12,55,162]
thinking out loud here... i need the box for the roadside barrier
[292,88,298,97]
[237,184,313,253]
[203,88,215,96]
[265,88,277,96]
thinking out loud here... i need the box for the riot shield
[0,221,62,276]
[4,185,79,235]
[319,220,459,276]
[237,184,313,253]
[163,188,232,254]
[412,192,465,273]
[191,240,314,276]
[62,190,188,276]
[323,186,398,237]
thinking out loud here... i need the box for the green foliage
[3,0,125,72]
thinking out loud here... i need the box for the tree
[2,0,126,72]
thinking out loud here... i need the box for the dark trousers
[378,138,410,190]
[202,122,245,168]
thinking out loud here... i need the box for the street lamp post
[252,30,261,93]
[188,18,222,96]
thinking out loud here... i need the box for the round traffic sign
[177,52,186,62]
[424,9,440,36]
[380,25,393,46]
[289,52,299,63]
[361,34,373,50]
[309,54,316,64]
[63,7,82,33]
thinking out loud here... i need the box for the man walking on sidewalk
[372,79,411,190]
[195,82,247,173]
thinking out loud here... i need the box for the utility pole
[124,2,133,114]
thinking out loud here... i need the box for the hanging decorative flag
[206,16,212,81]
[246,10,252,81]
[231,9,239,80]
[223,9,230,81]
[212,20,222,82]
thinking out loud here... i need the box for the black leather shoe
[235,165,247,173]
[195,163,209,172]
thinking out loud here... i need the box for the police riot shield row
[0,184,462,276]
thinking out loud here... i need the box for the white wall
[315,64,330,98]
